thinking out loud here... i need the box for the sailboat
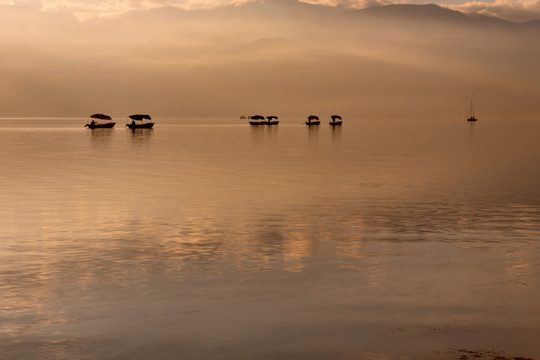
[467,99,477,122]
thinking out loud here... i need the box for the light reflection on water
[1,117,540,359]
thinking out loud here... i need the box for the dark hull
[329,121,343,126]
[249,121,279,125]
[305,121,320,125]
[85,122,116,129]
[127,122,155,129]
[467,117,477,122]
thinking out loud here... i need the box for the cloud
[449,0,540,22]
[0,0,251,20]
[2,0,540,22]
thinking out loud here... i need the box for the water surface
[1,117,540,359]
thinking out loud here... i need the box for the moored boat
[305,115,320,125]
[266,116,279,125]
[249,115,266,125]
[85,114,115,129]
[329,115,343,126]
[127,114,154,129]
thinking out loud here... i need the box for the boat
[305,115,320,125]
[467,99,477,122]
[249,115,267,125]
[85,114,115,129]
[329,115,343,126]
[266,116,279,125]
[127,114,154,129]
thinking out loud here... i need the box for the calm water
[1,117,540,360]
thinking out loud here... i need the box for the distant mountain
[353,4,470,23]
[518,19,540,30]
[347,3,523,28]
[0,1,534,33]
[212,0,343,19]
[467,13,515,27]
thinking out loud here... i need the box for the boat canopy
[90,113,112,120]
[249,115,265,120]
[308,115,319,120]
[129,114,152,121]
[331,115,342,120]
[266,116,278,120]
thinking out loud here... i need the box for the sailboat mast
[467,98,478,121]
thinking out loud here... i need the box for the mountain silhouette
[352,4,471,23]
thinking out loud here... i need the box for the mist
[1,1,539,119]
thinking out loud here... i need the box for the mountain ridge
[112,1,539,30]
[1,1,539,29]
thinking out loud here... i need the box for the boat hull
[305,121,320,125]
[329,121,343,126]
[126,122,155,129]
[467,117,477,122]
[85,122,116,129]
[249,121,279,125]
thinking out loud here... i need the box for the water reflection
[128,128,153,144]
[255,216,287,256]
[331,125,342,145]
[250,125,265,143]
[88,128,114,147]
[469,121,476,145]
[249,125,279,149]
[266,124,279,140]
[307,125,319,149]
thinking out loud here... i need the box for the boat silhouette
[127,114,154,129]
[467,99,478,122]
[329,115,343,126]
[305,115,320,125]
[248,115,266,125]
[85,114,115,129]
[266,116,279,125]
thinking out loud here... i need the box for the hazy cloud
[0,0,251,20]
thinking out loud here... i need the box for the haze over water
[1,117,539,359]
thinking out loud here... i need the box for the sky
[1,0,540,22]
[1,0,539,118]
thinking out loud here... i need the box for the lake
[1,117,539,360]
